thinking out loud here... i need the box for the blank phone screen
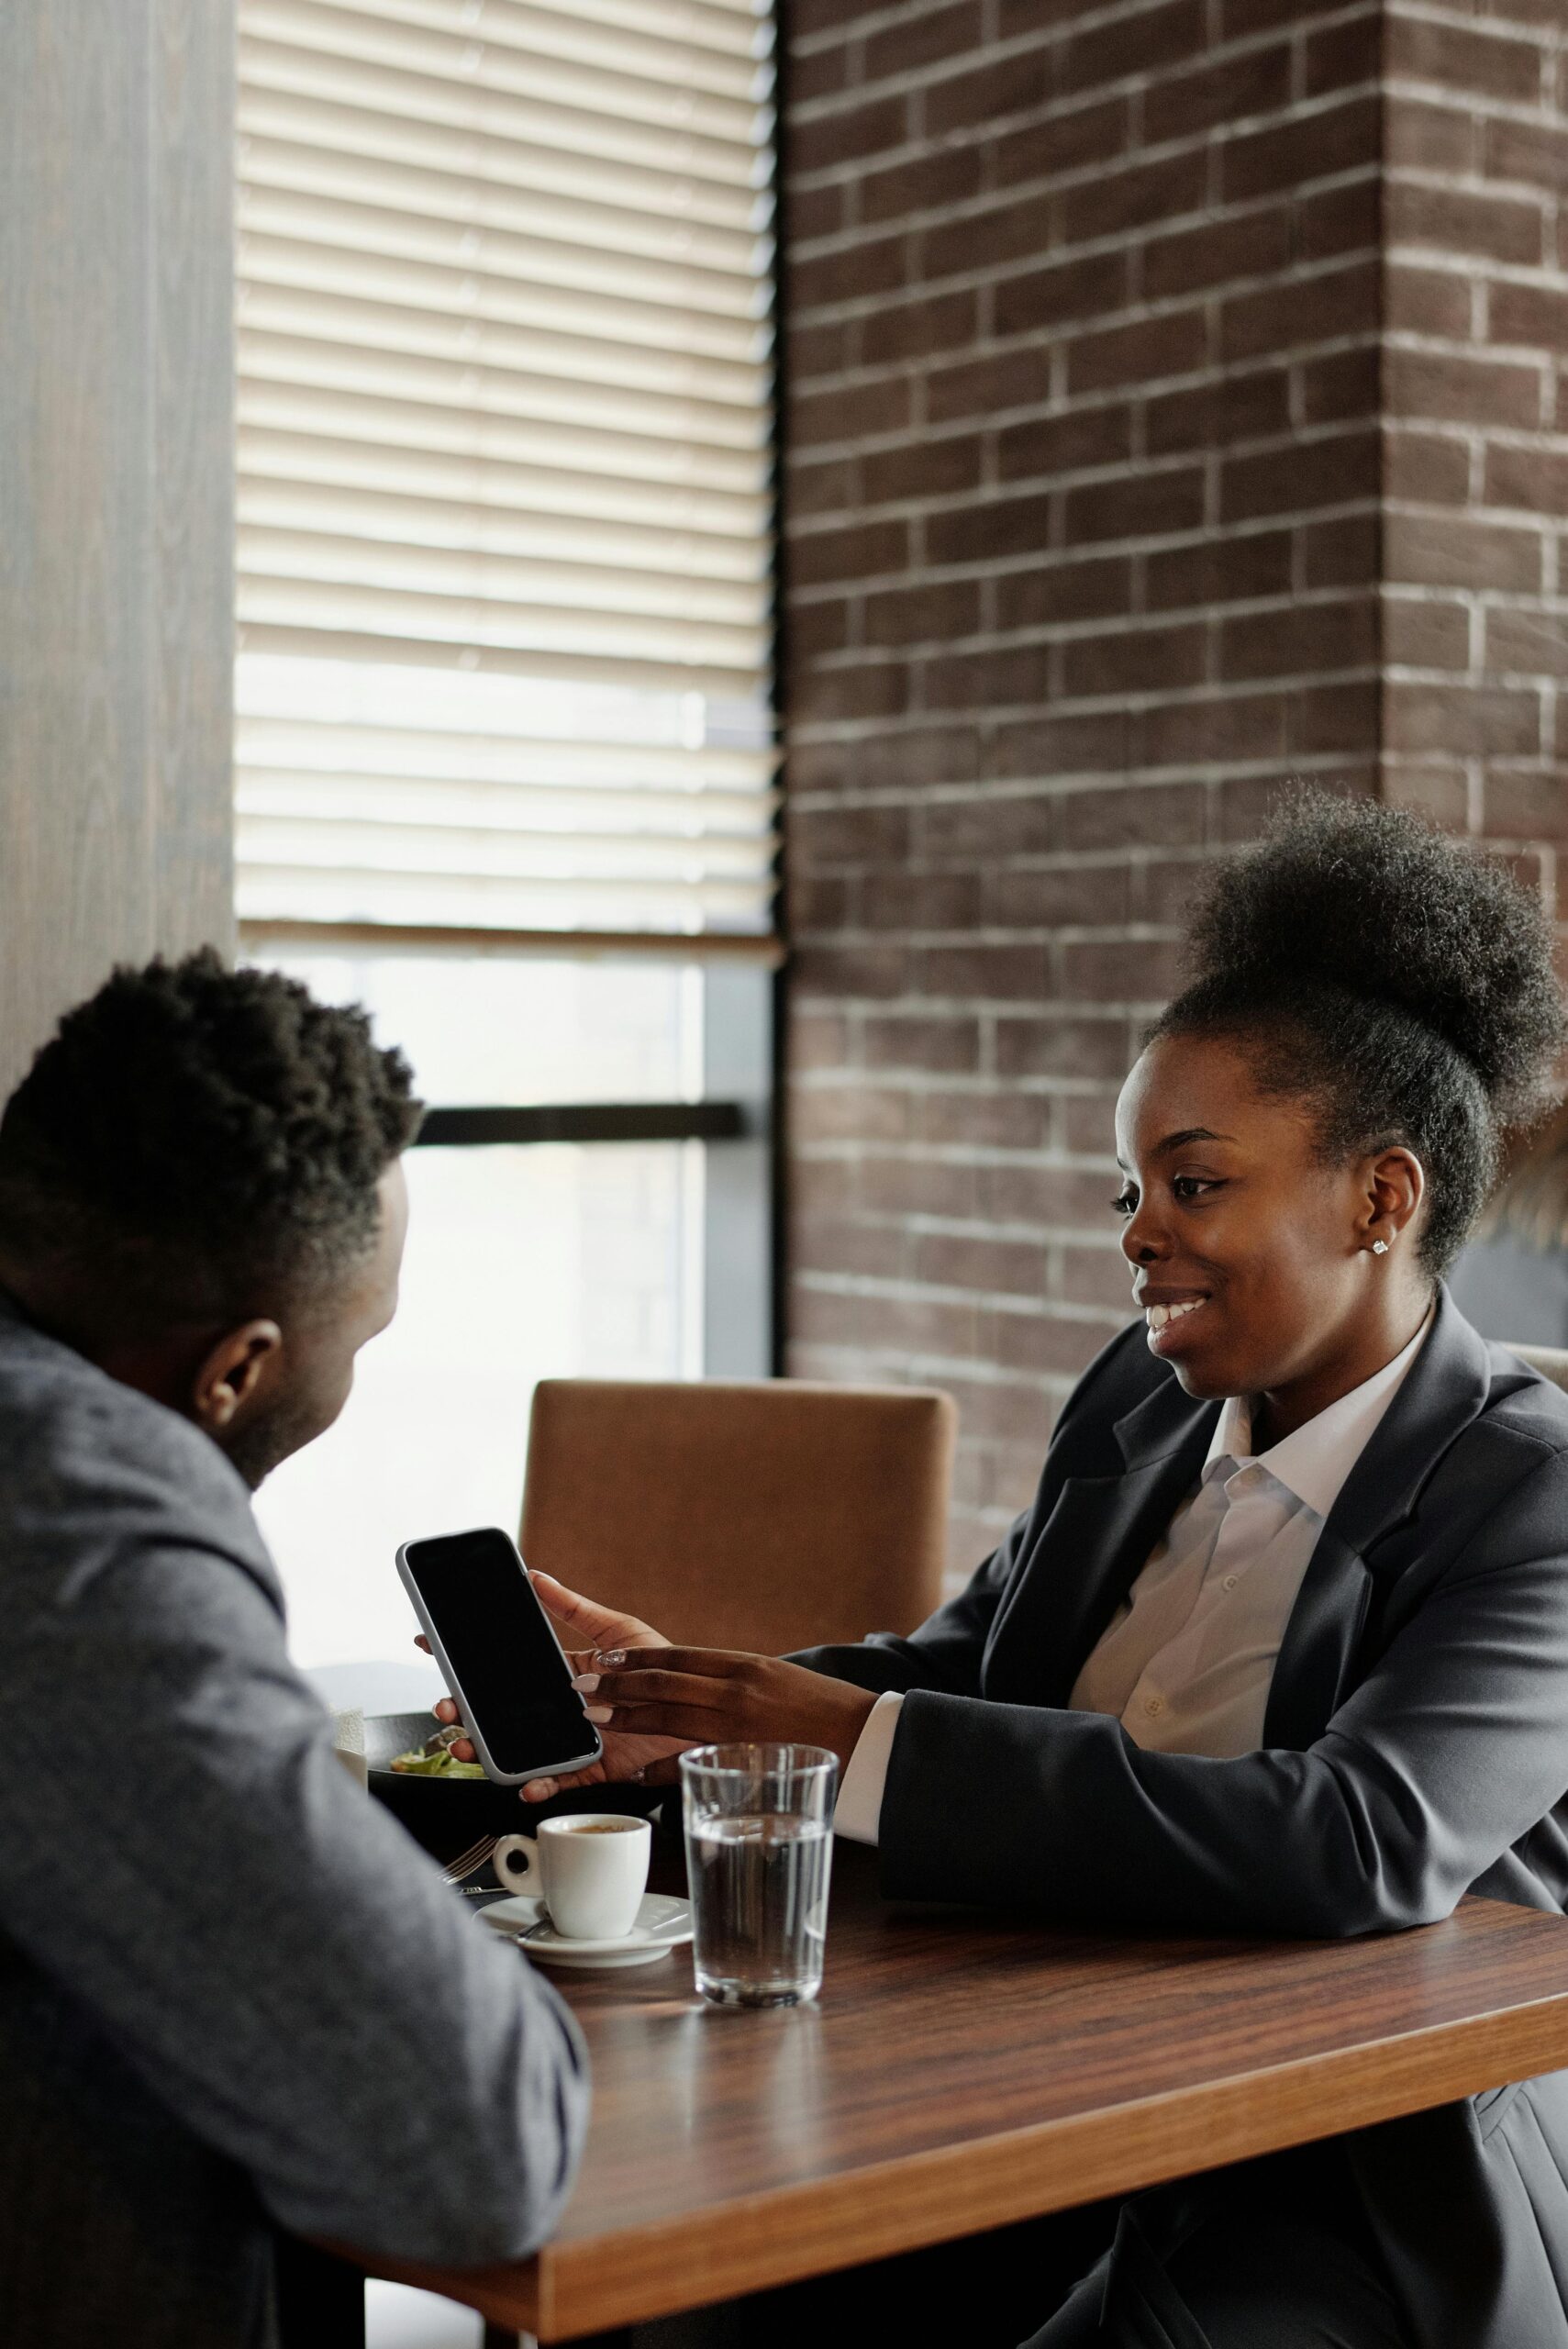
[400,1529,595,1777]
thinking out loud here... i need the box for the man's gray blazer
[0,1289,589,2346]
[797,1288,1568,2348]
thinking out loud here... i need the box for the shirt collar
[1202,1305,1434,1521]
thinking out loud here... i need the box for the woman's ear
[1363,1147,1425,1253]
[192,1319,282,1432]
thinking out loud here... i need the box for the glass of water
[680,1743,838,2008]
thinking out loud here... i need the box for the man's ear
[193,1320,283,1431]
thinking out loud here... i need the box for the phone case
[395,1532,604,1786]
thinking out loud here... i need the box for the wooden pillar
[0,0,235,1102]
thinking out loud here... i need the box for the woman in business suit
[460,795,1568,2345]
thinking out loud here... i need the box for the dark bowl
[365,1711,662,1866]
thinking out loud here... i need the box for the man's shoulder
[0,1308,271,1590]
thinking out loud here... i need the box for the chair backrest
[519,1378,956,1654]
[1506,1342,1568,1396]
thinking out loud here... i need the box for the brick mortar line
[793,128,1382,240]
[1386,1,1563,50]
[795,1220,1130,1247]
[788,324,1385,407]
[1388,171,1564,212]
[791,475,1384,532]
[794,588,1389,624]
[795,1267,1129,1309]
[797,661,1391,704]
[791,108,1380,207]
[792,181,1387,262]
[792,248,1384,333]
[785,1347,1084,1394]
[790,89,1380,185]
[790,6,1379,120]
[790,0,1373,64]
[784,542,1371,596]
[790,514,1383,587]
[787,417,1421,475]
[1384,81,1567,131]
[785,726,1377,761]
[1385,272,1568,304]
[791,243,1385,327]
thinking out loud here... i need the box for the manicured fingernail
[584,1704,613,1724]
[571,1672,600,1692]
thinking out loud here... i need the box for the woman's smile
[1138,1287,1213,1355]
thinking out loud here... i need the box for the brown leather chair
[1507,1343,1568,1395]
[518,1379,957,1654]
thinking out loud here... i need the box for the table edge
[479,1981,1568,2337]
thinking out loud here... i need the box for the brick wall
[781,0,1568,1577]
[1384,5,1568,885]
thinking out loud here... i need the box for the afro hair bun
[1183,790,1563,1121]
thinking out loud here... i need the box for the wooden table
[379,1843,1568,2341]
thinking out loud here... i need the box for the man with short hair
[0,950,588,2345]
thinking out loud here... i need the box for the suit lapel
[1260,1526,1373,1750]
[984,1373,1218,1707]
[1263,1286,1496,1749]
[985,1287,1496,1740]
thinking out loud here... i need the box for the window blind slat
[238,184,768,318]
[239,330,770,451]
[241,39,760,190]
[239,817,773,884]
[236,715,778,789]
[239,770,777,835]
[236,623,762,699]
[239,36,764,183]
[238,380,768,495]
[244,3,769,134]
[240,135,766,276]
[238,0,776,943]
[239,232,766,362]
[238,863,769,928]
[236,573,767,672]
[238,281,766,406]
[238,477,768,582]
[264,0,773,79]
[238,86,769,234]
[239,429,768,537]
[238,522,771,628]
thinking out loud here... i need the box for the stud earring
[1371,1239,1389,1255]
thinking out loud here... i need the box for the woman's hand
[583,1649,879,1783]
[423,1571,690,1803]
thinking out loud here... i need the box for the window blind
[235,0,779,952]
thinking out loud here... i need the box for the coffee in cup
[492,1814,651,1938]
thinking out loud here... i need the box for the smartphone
[395,1527,604,1786]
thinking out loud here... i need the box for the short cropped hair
[0,950,422,1324]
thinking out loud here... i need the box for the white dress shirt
[834,1312,1431,1844]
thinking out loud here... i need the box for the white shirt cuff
[832,1691,905,1845]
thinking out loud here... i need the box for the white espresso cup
[493,1814,651,1940]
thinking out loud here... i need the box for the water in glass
[680,1743,838,2008]
[687,1813,831,2006]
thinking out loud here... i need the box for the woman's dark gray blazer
[796,1288,1568,2347]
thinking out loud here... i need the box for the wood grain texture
[383,1845,1568,2339]
[0,0,233,1104]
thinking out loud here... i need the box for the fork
[440,1833,499,1886]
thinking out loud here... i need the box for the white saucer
[482,1891,693,1968]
